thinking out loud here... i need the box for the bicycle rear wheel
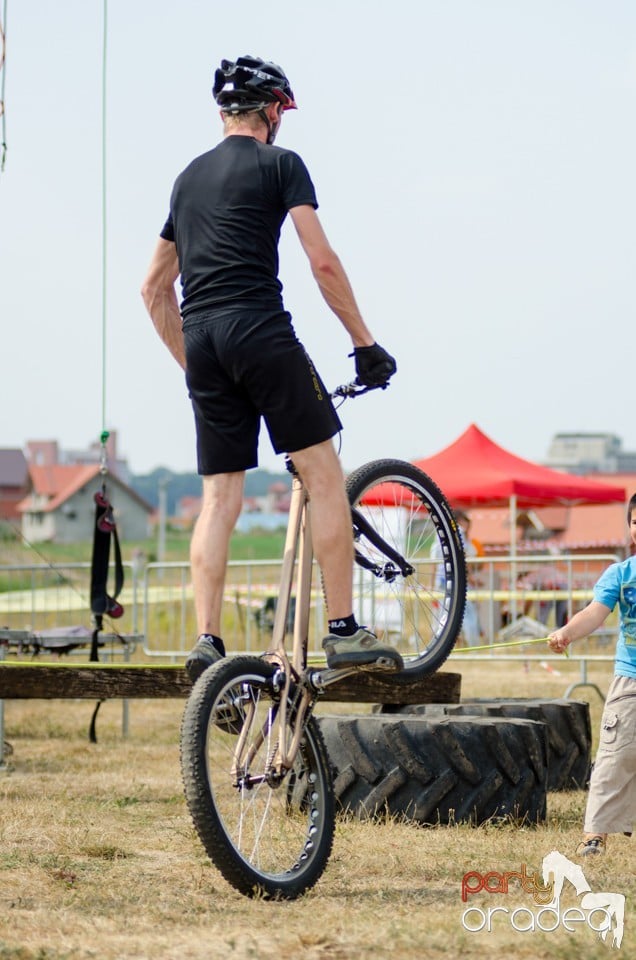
[346,459,466,679]
[180,656,335,900]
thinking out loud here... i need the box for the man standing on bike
[141,55,402,681]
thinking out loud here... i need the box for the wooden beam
[316,670,460,704]
[0,664,190,699]
[0,662,460,705]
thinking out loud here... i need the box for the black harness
[89,483,124,662]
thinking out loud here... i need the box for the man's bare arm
[289,205,375,348]
[141,238,185,369]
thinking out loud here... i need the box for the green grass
[228,528,287,562]
[0,527,287,579]
[0,662,633,960]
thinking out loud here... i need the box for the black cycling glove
[350,343,397,387]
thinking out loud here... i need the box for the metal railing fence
[0,561,140,637]
[0,552,621,764]
[0,552,620,658]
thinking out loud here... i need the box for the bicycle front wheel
[180,656,335,900]
[346,459,466,679]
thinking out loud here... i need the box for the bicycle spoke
[347,460,466,676]
[181,658,334,899]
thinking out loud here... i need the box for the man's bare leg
[185,471,244,680]
[290,440,354,619]
[291,439,403,671]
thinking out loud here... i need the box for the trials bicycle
[180,382,467,899]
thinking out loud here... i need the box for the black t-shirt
[160,136,318,320]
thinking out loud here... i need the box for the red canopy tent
[411,423,626,554]
[413,424,626,508]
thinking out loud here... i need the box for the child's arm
[547,600,611,654]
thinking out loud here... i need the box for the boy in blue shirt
[548,493,636,856]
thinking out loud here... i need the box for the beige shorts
[584,674,636,836]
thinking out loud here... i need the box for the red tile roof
[18,464,100,512]
[466,474,635,554]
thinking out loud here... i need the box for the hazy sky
[1,2,634,476]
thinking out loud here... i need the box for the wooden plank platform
[0,662,460,704]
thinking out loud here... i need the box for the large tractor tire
[316,713,548,826]
[377,698,591,791]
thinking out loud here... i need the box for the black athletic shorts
[183,310,343,475]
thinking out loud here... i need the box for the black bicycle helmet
[213,55,297,113]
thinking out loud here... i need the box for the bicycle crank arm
[235,772,286,790]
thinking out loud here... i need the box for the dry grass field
[1,658,634,960]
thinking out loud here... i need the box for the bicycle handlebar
[330,379,391,400]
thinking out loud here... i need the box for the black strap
[89,700,105,743]
[89,484,125,662]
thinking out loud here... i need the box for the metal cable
[101,0,108,436]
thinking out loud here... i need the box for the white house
[18,464,152,543]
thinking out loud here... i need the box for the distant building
[25,440,60,468]
[545,432,636,474]
[175,495,203,528]
[468,475,636,558]
[26,431,130,482]
[174,478,293,531]
[18,464,152,543]
[0,449,30,521]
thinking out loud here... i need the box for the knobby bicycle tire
[180,656,335,900]
[346,459,466,680]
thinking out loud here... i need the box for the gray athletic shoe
[322,627,403,672]
[185,635,224,682]
[576,836,606,857]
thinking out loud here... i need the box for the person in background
[456,511,483,646]
[431,509,483,646]
[548,493,636,855]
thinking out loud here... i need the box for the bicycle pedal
[360,656,400,673]
[376,656,401,671]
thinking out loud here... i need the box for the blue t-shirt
[593,555,636,679]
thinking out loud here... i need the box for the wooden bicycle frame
[228,381,423,783]
[267,470,314,677]
[233,464,360,778]
[263,468,317,772]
